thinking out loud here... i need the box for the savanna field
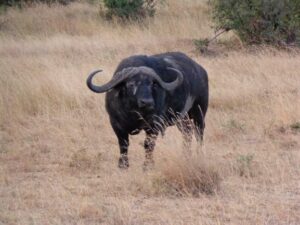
[0,1,300,224]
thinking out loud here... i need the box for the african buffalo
[87,52,208,169]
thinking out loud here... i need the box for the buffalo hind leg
[177,114,193,150]
[189,104,205,143]
[143,131,157,170]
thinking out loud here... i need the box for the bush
[211,0,300,46]
[1,0,74,7]
[103,0,157,20]
[151,151,221,197]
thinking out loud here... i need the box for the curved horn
[134,66,183,91]
[161,67,184,91]
[86,68,137,93]
[86,66,184,93]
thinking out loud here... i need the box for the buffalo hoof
[118,156,129,169]
[143,159,155,171]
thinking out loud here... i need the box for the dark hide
[87,52,209,169]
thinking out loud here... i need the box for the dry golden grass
[1,1,300,225]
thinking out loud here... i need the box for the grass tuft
[152,152,221,197]
[0,1,299,224]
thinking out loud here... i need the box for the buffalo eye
[126,81,135,88]
[126,82,137,95]
[153,82,159,89]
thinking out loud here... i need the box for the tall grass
[0,1,300,225]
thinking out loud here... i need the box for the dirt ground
[0,1,299,224]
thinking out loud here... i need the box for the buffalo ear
[119,85,127,97]
[107,85,122,98]
[114,90,120,98]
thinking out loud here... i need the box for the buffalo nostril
[139,99,154,108]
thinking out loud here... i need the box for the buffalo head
[86,66,183,113]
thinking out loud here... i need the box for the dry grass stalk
[0,1,300,224]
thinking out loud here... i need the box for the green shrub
[290,121,300,131]
[236,154,255,177]
[211,0,300,46]
[103,0,156,20]
[1,0,74,7]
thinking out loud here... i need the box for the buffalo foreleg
[113,127,130,169]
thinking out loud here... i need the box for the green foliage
[237,153,255,177]
[290,122,300,131]
[102,0,156,20]
[194,38,209,53]
[1,0,74,7]
[223,119,246,133]
[211,0,300,46]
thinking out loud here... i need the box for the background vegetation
[0,0,299,224]
[2,0,299,47]
[103,0,157,20]
[1,0,74,6]
[212,0,300,46]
